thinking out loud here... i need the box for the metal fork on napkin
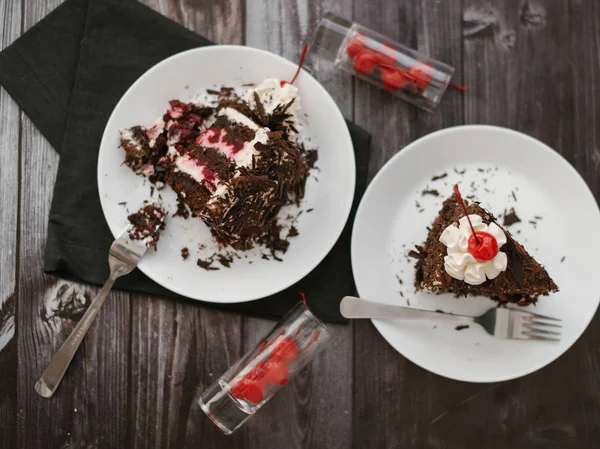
[340,296,561,341]
[35,218,165,398]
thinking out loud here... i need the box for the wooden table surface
[1,0,600,448]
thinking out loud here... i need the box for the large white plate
[98,46,355,303]
[351,125,600,383]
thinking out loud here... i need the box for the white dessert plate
[98,46,355,303]
[351,125,600,383]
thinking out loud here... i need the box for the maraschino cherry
[281,44,309,87]
[453,184,498,261]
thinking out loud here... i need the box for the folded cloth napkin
[0,0,371,323]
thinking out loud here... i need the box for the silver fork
[35,219,165,398]
[340,296,561,341]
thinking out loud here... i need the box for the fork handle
[340,296,475,323]
[35,276,116,398]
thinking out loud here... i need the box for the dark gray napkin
[0,0,371,323]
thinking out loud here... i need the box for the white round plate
[98,46,355,303]
[351,125,600,383]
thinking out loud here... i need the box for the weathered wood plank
[570,0,600,198]
[15,1,130,448]
[348,1,468,448]
[244,1,353,447]
[17,111,88,449]
[127,2,244,448]
[0,2,22,449]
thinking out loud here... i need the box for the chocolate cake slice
[414,193,558,306]
[120,79,313,255]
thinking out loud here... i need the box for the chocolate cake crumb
[560,256,566,263]
[512,191,518,202]
[174,200,190,219]
[431,173,448,181]
[408,249,422,259]
[217,254,233,268]
[455,325,470,331]
[118,201,127,206]
[477,168,485,173]
[181,248,189,260]
[503,208,521,226]
[261,254,270,260]
[197,258,219,271]
[206,89,220,95]
[305,150,318,169]
[306,208,314,213]
[288,226,299,237]
[422,189,440,197]
[396,275,403,285]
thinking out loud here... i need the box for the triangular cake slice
[414,192,558,306]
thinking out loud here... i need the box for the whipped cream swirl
[439,215,508,286]
[244,78,302,129]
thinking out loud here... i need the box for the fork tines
[521,313,562,341]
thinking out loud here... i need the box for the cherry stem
[453,184,480,245]
[299,291,307,311]
[449,82,467,92]
[301,330,320,353]
[289,44,309,85]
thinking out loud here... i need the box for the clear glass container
[309,12,455,112]
[198,302,331,434]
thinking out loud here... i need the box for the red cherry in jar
[346,34,367,57]
[375,43,397,67]
[468,231,499,261]
[261,359,289,386]
[230,377,266,404]
[353,50,379,75]
[407,61,432,89]
[381,67,407,91]
[270,337,298,362]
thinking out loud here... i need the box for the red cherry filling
[353,50,379,75]
[468,232,499,261]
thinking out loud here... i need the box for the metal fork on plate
[340,296,561,341]
[35,218,165,398]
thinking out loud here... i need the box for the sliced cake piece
[414,187,558,306]
[127,203,167,251]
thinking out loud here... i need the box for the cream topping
[439,215,508,286]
